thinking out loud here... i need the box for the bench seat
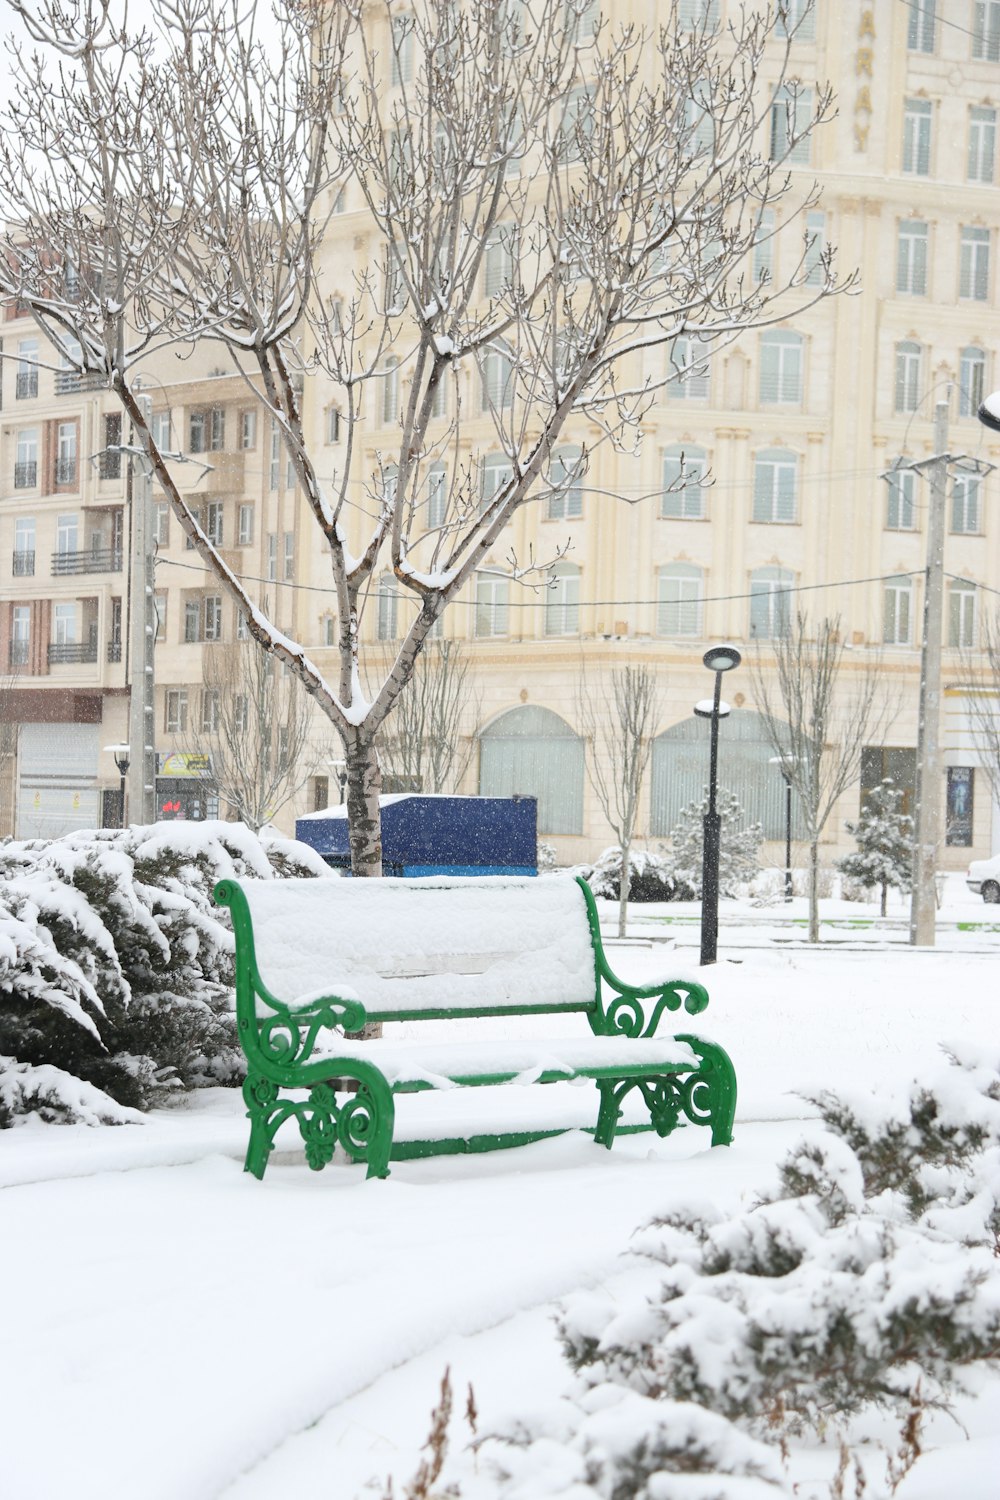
[214,873,737,1180]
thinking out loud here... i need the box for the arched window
[475,570,509,637]
[657,563,703,637]
[886,466,916,529]
[556,84,595,162]
[548,445,584,519]
[381,356,400,424]
[484,223,515,296]
[753,449,797,523]
[749,565,793,639]
[948,578,976,647]
[661,445,707,519]
[426,462,447,528]
[669,335,710,400]
[759,330,803,404]
[650,709,806,840]
[770,84,812,165]
[482,452,514,513]
[479,705,584,834]
[377,572,397,640]
[545,560,580,636]
[959,346,986,417]
[884,575,913,645]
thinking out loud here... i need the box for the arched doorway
[650,709,806,840]
[478,705,584,835]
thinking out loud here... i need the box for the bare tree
[186,644,331,832]
[0,0,849,874]
[371,640,480,796]
[579,664,660,938]
[749,614,894,943]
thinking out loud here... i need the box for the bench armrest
[574,876,710,1039]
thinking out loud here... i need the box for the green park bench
[213,874,737,1181]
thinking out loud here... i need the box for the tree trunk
[345,730,382,877]
[618,843,631,940]
[880,881,888,918]
[809,840,820,942]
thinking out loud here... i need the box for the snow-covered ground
[2,875,998,1500]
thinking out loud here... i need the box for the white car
[966,854,1000,902]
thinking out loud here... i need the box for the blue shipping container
[295,793,538,876]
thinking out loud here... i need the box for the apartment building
[297,0,1000,868]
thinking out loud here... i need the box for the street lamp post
[694,645,742,965]
[104,742,131,827]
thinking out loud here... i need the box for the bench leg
[594,1079,623,1149]
[674,1035,738,1146]
[243,1072,283,1180]
[336,1070,395,1181]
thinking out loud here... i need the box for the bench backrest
[237,875,599,1019]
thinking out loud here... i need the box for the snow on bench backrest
[241,876,598,1015]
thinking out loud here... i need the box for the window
[776,0,814,39]
[749,566,793,639]
[13,517,34,577]
[165,689,188,733]
[884,575,913,645]
[240,410,257,449]
[759,330,803,404]
[322,615,336,646]
[283,531,295,581]
[482,452,514,513]
[269,419,280,489]
[894,341,922,412]
[657,563,703,636]
[266,533,277,581]
[377,573,398,640]
[56,513,78,555]
[53,602,77,646]
[685,78,714,155]
[481,341,515,410]
[886,468,917,530]
[907,0,935,51]
[753,209,775,284]
[238,503,254,546]
[545,561,580,636]
[753,449,797,523]
[426,463,447,528]
[430,376,448,419]
[55,422,77,485]
[556,84,594,163]
[903,98,932,176]
[381,357,400,424]
[973,0,1000,60]
[896,220,928,295]
[484,224,514,296]
[201,689,220,733]
[204,594,223,641]
[326,407,341,444]
[803,211,825,286]
[56,337,81,394]
[678,0,719,28]
[566,0,599,40]
[210,407,225,450]
[948,579,976,647]
[184,598,201,642]
[16,338,38,398]
[384,247,405,313]
[770,84,812,165]
[151,411,171,450]
[547,446,583,519]
[10,606,30,666]
[952,471,982,533]
[661,446,707,519]
[669,335,710,400]
[15,427,37,488]
[236,611,250,641]
[475,571,509,637]
[959,346,986,417]
[960,226,990,300]
[390,13,414,85]
[99,413,122,480]
[969,106,996,182]
[204,502,224,545]
[154,502,170,547]
[154,594,167,641]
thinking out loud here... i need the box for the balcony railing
[51,547,123,575]
[14,461,37,488]
[54,371,81,395]
[9,641,29,667]
[12,550,35,577]
[15,372,38,399]
[47,641,98,665]
[107,640,122,663]
[54,457,78,485]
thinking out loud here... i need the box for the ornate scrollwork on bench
[242,1068,394,1179]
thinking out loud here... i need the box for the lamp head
[702,644,742,673]
[694,699,731,719]
[104,742,131,774]
[978,392,1000,433]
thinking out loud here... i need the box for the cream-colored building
[4,0,1000,874]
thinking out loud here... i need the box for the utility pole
[126,395,157,825]
[886,397,992,946]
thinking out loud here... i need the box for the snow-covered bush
[662,788,763,898]
[579,846,678,903]
[461,1046,1000,1497]
[0,820,332,1125]
[838,779,913,916]
[536,842,558,874]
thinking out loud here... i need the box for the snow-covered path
[3,892,1000,1500]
